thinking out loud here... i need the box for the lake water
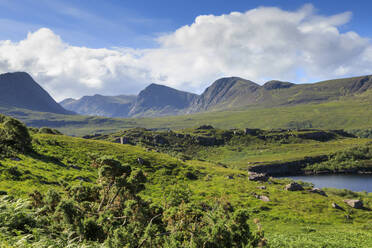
[280,174,372,192]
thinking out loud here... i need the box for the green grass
[196,138,371,169]
[0,131,371,247]
[88,126,372,172]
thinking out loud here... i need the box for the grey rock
[343,199,363,209]
[332,202,344,211]
[249,172,269,182]
[285,182,304,191]
[309,188,327,196]
[254,194,270,202]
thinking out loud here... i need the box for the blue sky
[0,0,372,100]
[1,0,371,48]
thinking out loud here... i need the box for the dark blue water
[281,174,372,192]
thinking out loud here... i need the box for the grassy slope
[0,133,371,247]
[1,90,371,136]
[90,126,372,171]
[196,137,371,169]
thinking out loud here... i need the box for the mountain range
[60,75,372,117]
[1,71,372,120]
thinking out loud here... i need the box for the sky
[1,0,372,101]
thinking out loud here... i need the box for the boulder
[253,194,270,202]
[258,195,270,202]
[332,202,344,211]
[343,199,363,209]
[285,182,304,191]
[226,175,234,180]
[257,186,267,190]
[249,172,269,182]
[309,188,327,197]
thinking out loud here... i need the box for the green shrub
[0,114,32,155]
[0,156,262,247]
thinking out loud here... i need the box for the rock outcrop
[309,188,327,196]
[285,182,304,191]
[248,172,269,182]
[343,199,363,209]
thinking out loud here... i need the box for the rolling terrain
[0,114,371,247]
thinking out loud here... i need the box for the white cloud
[1,4,372,101]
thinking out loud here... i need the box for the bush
[0,156,263,247]
[0,114,32,155]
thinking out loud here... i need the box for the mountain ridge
[1,71,371,119]
[60,94,136,117]
[128,83,198,117]
[60,74,372,118]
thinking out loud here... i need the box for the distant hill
[0,72,72,115]
[60,94,136,117]
[60,74,372,118]
[188,75,372,112]
[187,77,261,112]
[61,83,198,117]
[129,83,198,117]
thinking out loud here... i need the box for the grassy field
[1,126,371,247]
[88,126,372,172]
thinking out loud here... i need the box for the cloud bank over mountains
[0,4,372,101]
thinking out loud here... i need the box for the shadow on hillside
[27,151,68,168]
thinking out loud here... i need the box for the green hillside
[0,114,371,247]
[1,89,371,137]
